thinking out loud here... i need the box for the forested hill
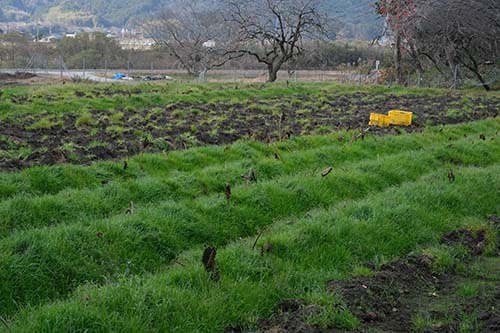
[0,0,162,27]
[327,0,382,39]
[0,0,381,39]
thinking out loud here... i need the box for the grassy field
[0,83,499,332]
[1,82,499,169]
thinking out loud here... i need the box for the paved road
[1,68,376,84]
[1,69,122,82]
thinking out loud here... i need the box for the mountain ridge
[0,0,381,39]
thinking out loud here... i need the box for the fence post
[83,58,86,80]
[452,65,458,89]
[105,59,108,83]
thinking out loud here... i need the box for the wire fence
[1,55,498,89]
[0,66,381,85]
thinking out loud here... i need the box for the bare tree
[224,0,329,82]
[409,0,500,90]
[147,0,239,75]
[374,0,416,85]
[0,32,32,68]
[377,0,500,90]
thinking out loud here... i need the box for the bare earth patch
[240,218,500,333]
[1,92,499,170]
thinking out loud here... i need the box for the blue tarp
[112,73,126,80]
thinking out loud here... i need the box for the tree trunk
[462,54,491,91]
[473,70,491,91]
[394,32,403,85]
[416,67,423,87]
[267,64,279,83]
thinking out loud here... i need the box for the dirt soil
[1,92,499,170]
[242,218,500,333]
[0,72,36,80]
[0,73,68,88]
[0,72,38,86]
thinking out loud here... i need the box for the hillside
[326,0,382,39]
[0,0,161,27]
[0,0,382,39]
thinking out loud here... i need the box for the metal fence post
[452,65,458,89]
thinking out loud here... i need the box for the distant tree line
[1,0,497,88]
[146,0,498,87]
[0,31,388,73]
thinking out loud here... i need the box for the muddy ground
[1,92,499,170]
[243,216,500,333]
[0,72,40,87]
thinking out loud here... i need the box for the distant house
[38,33,63,43]
[64,32,77,38]
[203,40,216,48]
[118,37,155,50]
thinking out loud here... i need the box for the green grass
[0,81,499,331]
[3,162,499,332]
[1,81,498,121]
[26,116,63,130]
[2,81,498,168]
[0,117,498,331]
[411,256,500,333]
[75,112,95,127]
[457,283,479,298]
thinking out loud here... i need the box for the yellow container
[388,110,413,126]
[369,113,391,127]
